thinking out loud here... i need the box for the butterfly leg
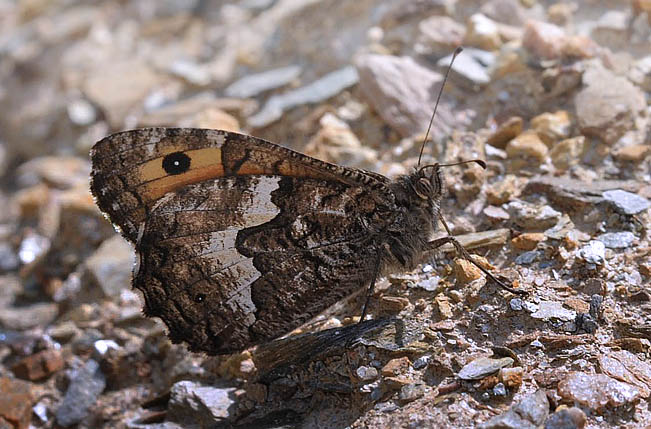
[427,234,527,296]
[359,253,382,322]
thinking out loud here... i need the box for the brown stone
[506,131,548,163]
[417,16,465,56]
[0,377,34,429]
[476,255,496,271]
[435,294,454,319]
[430,320,456,331]
[384,376,413,390]
[11,349,64,381]
[547,3,577,26]
[486,116,523,149]
[613,144,651,162]
[564,297,590,314]
[611,338,650,353]
[523,20,566,60]
[381,357,411,377]
[640,260,651,277]
[550,136,586,170]
[380,296,410,313]
[499,367,524,388]
[464,13,502,51]
[486,174,519,205]
[633,0,651,15]
[453,257,483,284]
[511,232,545,251]
[531,111,572,146]
[304,114,377,167]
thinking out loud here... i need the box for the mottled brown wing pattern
[90,128,391,242]
[90,128,398,354]
[136,175,388,354]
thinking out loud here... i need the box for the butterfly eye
[162,152,191,175]
[414,177,432,199]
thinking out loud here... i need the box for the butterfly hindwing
[135,174,387,354]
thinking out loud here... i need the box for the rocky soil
[0,0,650,428]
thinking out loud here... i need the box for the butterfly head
[412,164,443,202]
[409,159,486,204]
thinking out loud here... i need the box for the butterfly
[90,126,523,355]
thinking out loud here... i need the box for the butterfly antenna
[417,46,463,167]
[438,159,486,169]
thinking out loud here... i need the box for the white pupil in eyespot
[174,161,180,166]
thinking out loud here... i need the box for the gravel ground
[0,1,649,428]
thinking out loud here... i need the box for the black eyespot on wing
[194,293,206,303]
[162,152,191,175]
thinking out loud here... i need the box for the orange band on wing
[138,147,223,179]
[139,164,226,201]
[137,147,225,201]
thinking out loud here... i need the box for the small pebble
[479,390,549,428]
[486,117,523,149]
[0,243,19,271]
[458,357,514,380]
[505,131,549,163]
[575,313,598,334]
[357,366,379,381]
[509,298,523,311]
[374,401,399,413]
[413,355,430,370]
[56,360,106,427]
[499,367,524,389]
[225,65,302,98]
[18,232,50,265]
[512,233,545,251]
[483,205,510,220]
[596,231,636,249]
[381,357,410,377]
[531,301,576,322]
[515,250,539,265]
[544,407,587,429]
[577,241,606,265]
[453,258,482,284]
[558,372,641,412]
[93,339,119,357]
[531,110,572,145]
[602,190,650,215]
[493,382,507,396]
[67,99,97,126]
